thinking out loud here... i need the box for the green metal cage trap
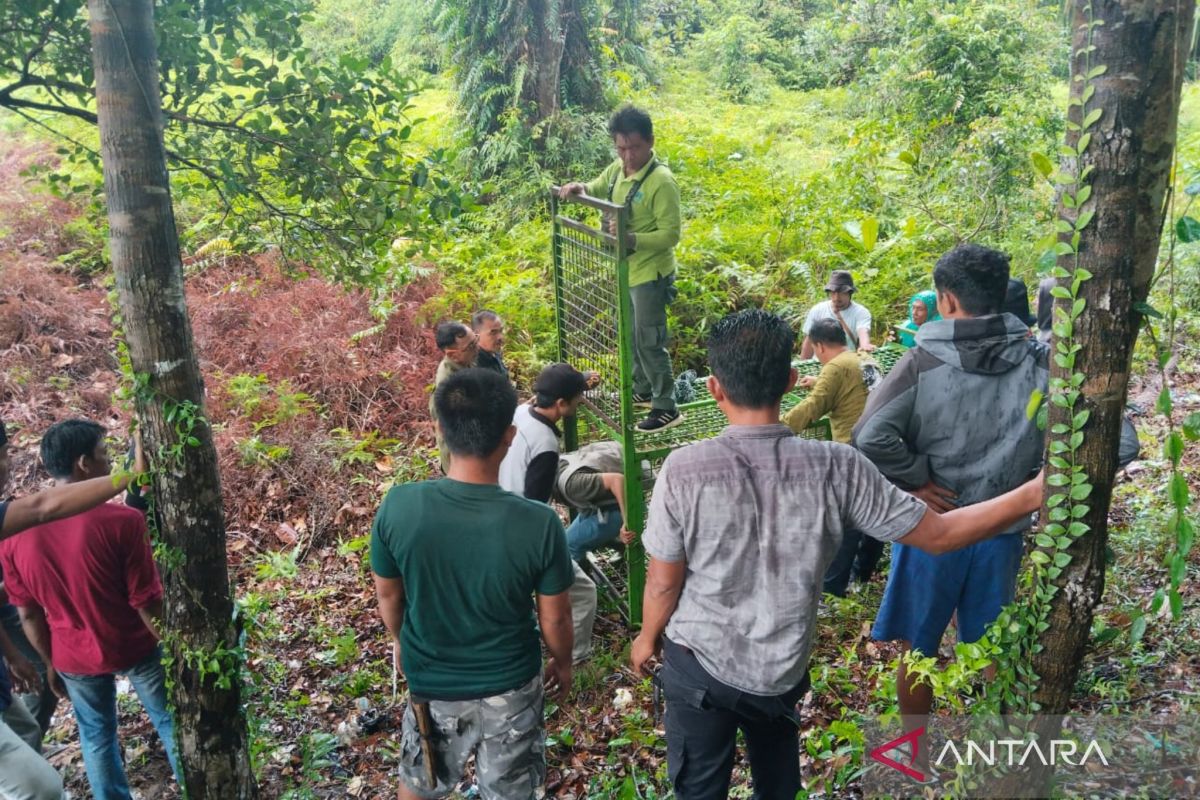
[549,188,906,626]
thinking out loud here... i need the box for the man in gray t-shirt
[631,309,1043,800]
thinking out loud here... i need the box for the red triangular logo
[869,725,926,782]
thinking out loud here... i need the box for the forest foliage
[2,0,1200,797]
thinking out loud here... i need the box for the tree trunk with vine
[88,0,258,796]
[1033,0,1193,714]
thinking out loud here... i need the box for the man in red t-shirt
[0,419,180,800]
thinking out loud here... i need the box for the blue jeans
[566,508,624,563]
[59,646,181,800]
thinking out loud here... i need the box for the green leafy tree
[0,0,466,284]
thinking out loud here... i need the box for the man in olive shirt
[560,106,683,432]
[784,318,880,596]
[782,318,868,444]
[372,369,575,800]
[429,321,479,474]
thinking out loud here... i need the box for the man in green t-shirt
[371,369,575,799]
[560,105,683,432]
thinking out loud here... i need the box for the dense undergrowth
[2,0,1199,796]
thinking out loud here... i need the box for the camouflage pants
[398,674,546,800]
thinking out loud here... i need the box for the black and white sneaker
[637,409,683,432]
[631,393,653,408]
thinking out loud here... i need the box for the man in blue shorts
[853,244,1048,731]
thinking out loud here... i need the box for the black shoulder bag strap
[607,159,660,209]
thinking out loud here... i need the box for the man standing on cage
[559,105,683,432]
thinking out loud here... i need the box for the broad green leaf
[1133,301,1164,319]
[861,216,879,251]
[1178,516,1195,556]
[1031,152,1054,177]
[1164,432,1184,465]
[1130,615,1147,644]
[1026,389,1044,420]
[1169,474,1190,508]
[1169,553,1186,586]
[1184,412,1200,441]
[1177,215,1200,243]
[1156,385,1173,416]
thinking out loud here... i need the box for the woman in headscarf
[895,289,939,347]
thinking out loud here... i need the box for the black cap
[533,363,589,402]
[1003,278,1036,326]
[824,270,857,293]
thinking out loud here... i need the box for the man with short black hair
[1,419,180,800]
[853,242,1048,741]
[430,321,480,473]
[799,270,874,359]
[498,363,600,664]
[559,106,683,432]
[372,369,574,799]
[632,308,1043,800]
[783,318,868,445]
[471,310,509,381]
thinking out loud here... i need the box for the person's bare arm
[599,472,636,544]
[536,591,573,698]
[800,335,815,360]
[898,472,1042,555]
[136,598,164,641]
[0,625,39,693]
[373,573,406,646]
[858,327,875,351]
[17,604,64,697]
[631,557,686,675]
[2,475,128,540]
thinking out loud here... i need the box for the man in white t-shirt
[498,363,600,663]
[800,270,875,359]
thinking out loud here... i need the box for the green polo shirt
[370,480,574,699]
[586,152,681,287]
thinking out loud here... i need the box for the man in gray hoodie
[853,243,1048,733]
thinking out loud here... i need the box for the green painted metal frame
[550,187,649,623]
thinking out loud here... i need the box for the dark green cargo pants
[630,272,677,412]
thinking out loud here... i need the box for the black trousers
[660,638,810,800]
[822,529,886,597]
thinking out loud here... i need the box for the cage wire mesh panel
[552,205,625,435]
[552,189,907,624]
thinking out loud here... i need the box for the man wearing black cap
[498,364,600,663]
[800,270,875,359]
[1002,277,1036,333]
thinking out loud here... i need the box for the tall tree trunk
[88,1,258,797]
[525,0,566,124]
[1033,0,1193,712]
